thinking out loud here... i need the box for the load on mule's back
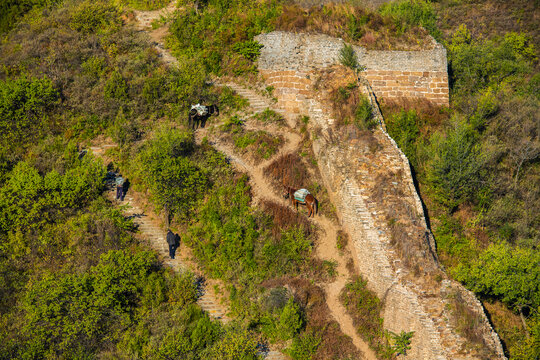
[189,103,219,130]
[283,185,318,217]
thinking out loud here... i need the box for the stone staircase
[133,1,178,29]
[219,82,294,126]
[103,186,232,323]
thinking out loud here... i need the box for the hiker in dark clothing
[166,229,178,259]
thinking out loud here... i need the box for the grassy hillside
[0,1,259,358]
[378,1,539,358]
[1,0,538,359]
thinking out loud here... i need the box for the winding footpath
[102,2,381,359]
[198,84,378,360]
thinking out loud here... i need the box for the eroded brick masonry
[256,31,449,112]
[254,31,505,360]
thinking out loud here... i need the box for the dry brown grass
[275,3,433,50]
[369,171,440,275]
[262,200,312,239]
[449,290,499,359]
[264,153,312,189]
[483,300,527,356]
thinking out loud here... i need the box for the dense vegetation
[1,0,538,358]
[0,0,259,358]
[379,1,539,358]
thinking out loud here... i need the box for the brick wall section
[262,70,313,117]
[256,31,449,106]
[364,69,449,104]
[255,31,506,360]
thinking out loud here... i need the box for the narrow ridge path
[197,84,378,360]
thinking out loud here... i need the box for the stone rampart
[256,31,449,106]
[254,31,505,359]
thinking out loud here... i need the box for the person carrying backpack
[115,175,125,201]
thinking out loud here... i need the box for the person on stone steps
[115,175,129,201]
[115,175,125,201]
[166,229,179,259]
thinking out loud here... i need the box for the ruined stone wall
[256,31,449,106]
[255,31,505,360]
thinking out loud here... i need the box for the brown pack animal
[283,186,318,217]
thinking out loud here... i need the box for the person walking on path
[115,175,125,201]
[166,229,178,259]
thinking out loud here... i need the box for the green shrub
[341,276,390,357]
[0,75,59,147]
[454,242,540,311]
[379,0,440,39]
[81,56,107,79]
[169,0,279,75]
[232,40,264,61]
[388,330,414,356]
[109,109,141,145]
[276,297,304,340]
[426,119,484,210]
[209,326,259,360]
[119,0,170,11]
[339,44,363,72]
[0,0,59,33]
[168,270,198,307]
[0,157,105,235]
[134,128,208,219]
[447,25,535,95]
[20,250,163,357]
[69,1,121,34]
[510,313,540,360]
[385,109,420,166]
[151,305,222,359]
[253,109,285,125]
[104,70,129,100]
[354,95,377,130]
[285,330,321,360]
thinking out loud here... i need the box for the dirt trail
[131,2,378,359]
[197,85,378,360]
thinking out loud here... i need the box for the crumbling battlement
[256,31,449,106]
[254,31,505,359]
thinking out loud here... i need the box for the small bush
[0,75,59,147]
[388,330,414,356]
[119,0,170,11]
[233,130,283,162]
[104,70,129,100]
[354,95,377,130]
[275,297,305,340]
[253,109,285,125]
[69,1,121,34]
[133,128,208,219]
[208,326,259,360]
[285,330,321,360]
[339,44,365,73]
[385,109,420,166]
[232,40,264,61]
[340,276,390,357]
